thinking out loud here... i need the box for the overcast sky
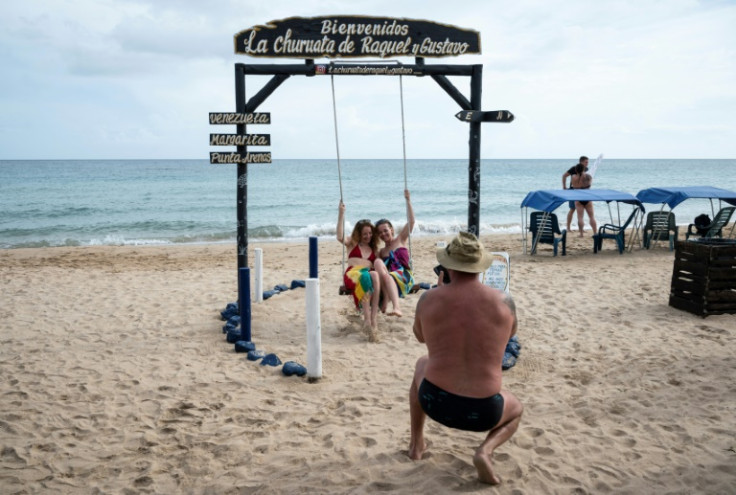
[1,0,734,160]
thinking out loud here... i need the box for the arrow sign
[455,110,514,123]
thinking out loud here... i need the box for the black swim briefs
[418,378,504,432]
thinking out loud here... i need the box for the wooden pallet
[669,240,736,317]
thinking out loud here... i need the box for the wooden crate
[669,239,736,316]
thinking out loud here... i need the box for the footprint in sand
[533,446,555,456]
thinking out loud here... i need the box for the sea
[1,158,735,249]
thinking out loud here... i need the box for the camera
[433,264,451,284]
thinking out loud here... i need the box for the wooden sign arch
[209,16,513,270]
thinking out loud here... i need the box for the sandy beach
[1,233,735,494]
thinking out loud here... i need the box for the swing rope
[398,74,413,269]
[330,72,346,276]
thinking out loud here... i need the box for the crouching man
[408,232,523,484]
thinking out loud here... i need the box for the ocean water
[1,158,735,249]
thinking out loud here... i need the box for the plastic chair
[685,207,735,240]
[593,208,640,254]
[529,212,566,256]
[643,211,678,250]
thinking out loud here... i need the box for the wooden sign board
[234,16,481,59]
[209,113,271,125]
[209,134,271,146]
[210,152,272,164]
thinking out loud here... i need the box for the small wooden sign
[234,16,481,59]
[209,134,271,146]
[455,110,515,123]
[209,113,271,125]
[210,152,272,164]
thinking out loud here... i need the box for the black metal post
[245,74,290,112]
[431,74,471,109]
[235,65,247,270]
[468,64,483,235]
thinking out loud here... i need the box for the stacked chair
[529,212,566,256]
[643,211,678,250]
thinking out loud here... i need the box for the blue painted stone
[260,353,282,367]
[502,336,521,370]
[222,315,241,333]
[502,353,517,370]
[282,361,307,377]
[290,280,306,289]
[234,341,256,353]
[247,350,266,361]
[226,329,242,343]
[220,302,238,320]
[505,335,522,358]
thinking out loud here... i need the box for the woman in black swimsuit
[570,163,597,237]
[562,156,587,231]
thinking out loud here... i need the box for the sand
[1,234,735,494]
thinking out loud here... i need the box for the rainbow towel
[389,265,414,297]
[344,266,374,308]
[385,249,414,296]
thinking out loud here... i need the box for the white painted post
[254,248,263,303]
[306,278,322,380]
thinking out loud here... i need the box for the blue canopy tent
[520,189,645,254]
[636,186,736,210]
[636,186,736,244]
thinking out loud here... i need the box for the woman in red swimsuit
[336,201,381,338]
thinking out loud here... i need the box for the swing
[331,65,413,295]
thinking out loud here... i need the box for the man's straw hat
[436,232,492,274]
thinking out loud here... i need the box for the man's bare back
[414,275,514,398]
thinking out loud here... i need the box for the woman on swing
[375,189,415,317]
[336,202,381,335]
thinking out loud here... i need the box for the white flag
[588,154,604,178]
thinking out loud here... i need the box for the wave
[247,220,524,241]
[0,220,525,249]
[2,206,102,220]
[1,238,83,249]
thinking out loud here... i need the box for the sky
[1,0,734,160]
